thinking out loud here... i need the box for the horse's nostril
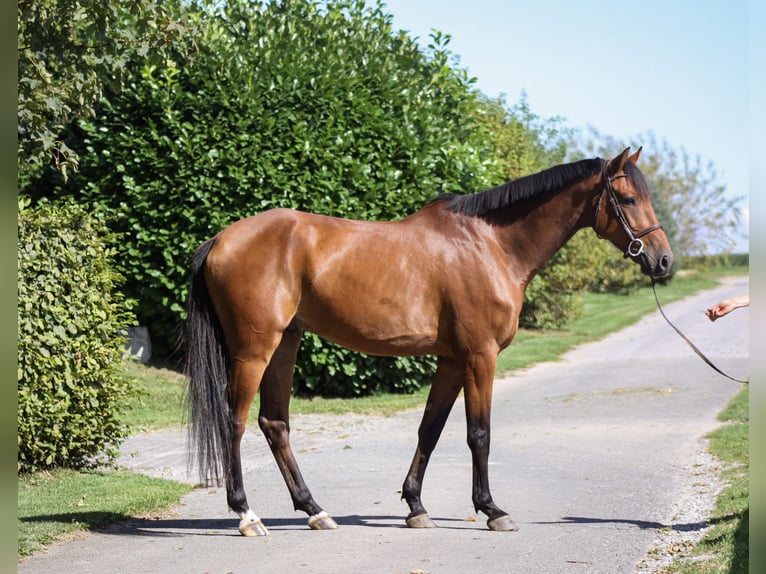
[657,254,671,275]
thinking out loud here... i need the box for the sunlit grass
[18,469,192,558]
[496,271,719,373]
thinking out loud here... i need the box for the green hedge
[17,199,136,473]
[22,0,498,395]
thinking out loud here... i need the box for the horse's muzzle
[641,252,672,279]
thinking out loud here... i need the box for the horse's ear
[628,146,642,164]
[606,147,631,176]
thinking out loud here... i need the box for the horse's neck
[491,181,596,285]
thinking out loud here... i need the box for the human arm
[705,293,749,321]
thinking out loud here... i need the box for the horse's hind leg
[226,352,275,537]
[258,329,338,531]
[226,340,302,536]
[402,356,464,528]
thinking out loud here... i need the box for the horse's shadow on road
[22,512,724,539]
[21,512,466,538]
[533,515,715,532]
[116,514,475,536]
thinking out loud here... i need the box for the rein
[651,278,748,384]
[595,163,664,258]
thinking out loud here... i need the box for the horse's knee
[229,414,247,441]
[467,425,490,452]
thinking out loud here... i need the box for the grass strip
[496,272,718,373]
[18,469,192,557]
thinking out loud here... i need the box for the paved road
[19,277,749,574]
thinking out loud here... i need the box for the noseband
[594,162,663,258]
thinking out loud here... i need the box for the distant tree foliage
[476,93,570,181]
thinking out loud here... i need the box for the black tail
[184,237,230,486]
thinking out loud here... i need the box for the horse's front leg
[402,357,463,528]
[464,351,517,532]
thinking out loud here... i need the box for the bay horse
[184,147,672,536]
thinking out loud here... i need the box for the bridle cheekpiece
[595,160,663,258]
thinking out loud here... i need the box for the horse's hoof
[487,514,518,532]
[239,514,269,537]
[406,513,436,528]
[308,511,338,530]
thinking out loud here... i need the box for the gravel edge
[633,435,727,573]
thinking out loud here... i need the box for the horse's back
[204,206,450,353]
[208,207,395,279]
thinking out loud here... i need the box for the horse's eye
[621,197,637,206]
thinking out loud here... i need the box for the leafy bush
[17,199,136,473]
[22,0,647,395]
[22,0,495,394]
[294,335,435,397]
[680,252,749,270]
[17,0,195,180]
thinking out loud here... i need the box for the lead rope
[651,279,748,384]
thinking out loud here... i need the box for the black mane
[437,158,604,217]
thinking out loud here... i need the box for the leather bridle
[594,161,664,258]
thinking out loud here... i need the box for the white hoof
[308,510,338,530]
[238,510,269,537]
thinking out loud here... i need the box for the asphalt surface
[19,277,749,574]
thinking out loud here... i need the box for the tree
[17,0,194,181]
[475,92,569,181]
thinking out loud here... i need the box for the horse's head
[594,147,673,279]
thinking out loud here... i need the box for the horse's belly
[296,287,445,357]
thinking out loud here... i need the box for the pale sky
[382,0,750,253]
